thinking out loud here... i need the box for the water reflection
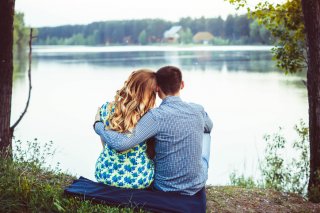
[13,54,28,86]
[33,49,279,74]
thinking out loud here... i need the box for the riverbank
[1,157,319,212]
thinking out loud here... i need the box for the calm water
[11,45,308,185]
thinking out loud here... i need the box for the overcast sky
[15,0,283,27]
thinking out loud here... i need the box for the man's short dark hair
[156,66,182,95]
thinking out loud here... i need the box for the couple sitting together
[93,65,213,197]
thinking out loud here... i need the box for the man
[94,65,213,196]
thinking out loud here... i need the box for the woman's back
[95,102,154,189]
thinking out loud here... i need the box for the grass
[1,139,320,212]
[0,157,138,213]
[0,139,139,213]
[2,157,320,213]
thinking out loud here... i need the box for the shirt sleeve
[94,111,158,151]
[189,103,213,133]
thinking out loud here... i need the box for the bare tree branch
[10,28,33,131]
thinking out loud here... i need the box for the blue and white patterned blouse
[95,102,154,189]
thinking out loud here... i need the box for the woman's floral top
[95,102,154,189]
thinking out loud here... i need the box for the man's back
[150,96,212,195]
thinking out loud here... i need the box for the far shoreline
[32,44,274,53]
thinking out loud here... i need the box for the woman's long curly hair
[108,69,157,133]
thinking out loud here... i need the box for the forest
[35,14,272,45]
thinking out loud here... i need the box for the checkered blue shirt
[94,96,213,195]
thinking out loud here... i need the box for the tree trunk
[0,0,15,155]
[301,0,320,202]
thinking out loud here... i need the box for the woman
[95,69,156,189]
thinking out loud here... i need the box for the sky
[15,0,283,27]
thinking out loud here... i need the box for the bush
[229,172,257,188]
[212,37,229,45]
[229,120,310,196]
[261,120,309,194]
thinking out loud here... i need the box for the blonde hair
[108,69,157,133]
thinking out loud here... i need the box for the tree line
[35,14,272,45]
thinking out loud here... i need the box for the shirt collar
[160,96,182,105]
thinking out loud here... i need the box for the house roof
[193,32,214,42]
[164,26,182,38]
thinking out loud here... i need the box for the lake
[11,45,308,185]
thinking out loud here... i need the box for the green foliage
[261,120,309,195]
[13,12,28,57]
[13,12,29,79]
[13,139,57,169]
[138,30,148,45]
[229,120,310,196]
[212,37,229,45]
[225,15,236,40]
[249,20,271,44]
[229,171,257,188]
[228,0,306,73]
[261,128,288,191]
[36,16,272,46]
[179,28,193,44]
[252,0,305,73]
[0,139,143,212]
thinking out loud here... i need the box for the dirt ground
[206,186,320,213]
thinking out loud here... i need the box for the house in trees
[193,32,214,44]
[123,36,132,44]
[163,26,182,43]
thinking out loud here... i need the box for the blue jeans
[202,133,211,177]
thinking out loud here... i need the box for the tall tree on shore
[0,0,15,154]
[301,0,320,202]
[228,0,320,202]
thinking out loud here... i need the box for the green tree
[249,0,305,73]
[13,12,28,57]
[249,19,271,44]
[234,15,250,39]
[225,15,235,40]
[138,30,147,45]
[13,12,29,79]
[228,0,320,202]
[179,28,193,44]
[86,30,99,45]
[208,16,225,37]
[179,17,194,33]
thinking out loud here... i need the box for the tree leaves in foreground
[228,0,306,73]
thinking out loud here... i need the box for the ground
[206,186,320,212]
[1,155,320,212]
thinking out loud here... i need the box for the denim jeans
[202,133,211,177]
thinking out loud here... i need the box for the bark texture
[301,0,320,202]
[0,0,15,153]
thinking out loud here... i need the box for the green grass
[0,156,139,213]
[0,139,141,213]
